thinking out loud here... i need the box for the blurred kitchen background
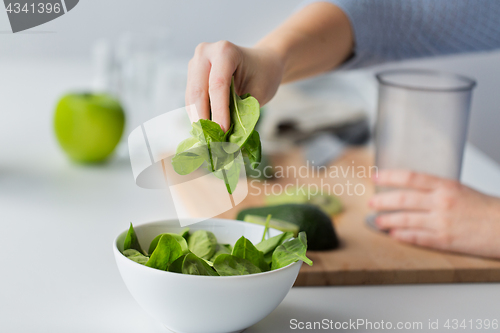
[1,0,500,163]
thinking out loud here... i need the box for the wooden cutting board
[177,147,500,286]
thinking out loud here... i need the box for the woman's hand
[185,41,284,132]
[370,170,500,259]
[185,3,353,132]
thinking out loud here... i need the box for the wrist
[254,32,297,82]
[254,48,286,76]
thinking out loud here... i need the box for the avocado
[265,188,343,216]
[237,204,339,250]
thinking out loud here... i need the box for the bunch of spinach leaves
[171,78,262,194]
[121,220,313,276]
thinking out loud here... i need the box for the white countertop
[2,59,500,332]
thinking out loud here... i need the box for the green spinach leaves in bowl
[121,216,313,276]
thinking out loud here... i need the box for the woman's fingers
[369,190,434,211]
[376,212,435,230]
[389,228,439,248]
[208,45,240,131]
[186,41,242,132]
[185,48,211,123]
[375,169,445,191]
[208,71,231,132]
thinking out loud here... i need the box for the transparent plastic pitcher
[368,70,476,228]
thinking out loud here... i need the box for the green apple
[54,92,125,163]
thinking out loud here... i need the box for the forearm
[254,2,353,83]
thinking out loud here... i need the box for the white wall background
[0,0,304,59]
[0,0,499,163]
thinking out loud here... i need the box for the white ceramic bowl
[113,218,302,333]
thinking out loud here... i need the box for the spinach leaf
[256,231,294,255]
[179,227,190,241]
[167,254,186,273]
[189,121,205,142]
[271,232,313,270]
[199,119,225,143]
[203,258,214,267]
[183,253,219,275]
[209,142,238,173]
[176,137,200,154]
[123,223,144,254]
[214,157,241,194]
[261,214,272,242]
[190,119,226,143]
[223,123,234,142]
[259,232,294,265]
[171,144,209,175]
[148,233,188,256]
[123,249,149,265]
[213,254,262,276]
[186,120,227,173]
[210,243,232,262]
[263,252,273,266]
[187,119,225,172]
[226,78,260,153]
[241,130,262,167]
[146,234,183,271]
[188,230,218,260]
[168,253,219,276]
[232,236,269,272]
